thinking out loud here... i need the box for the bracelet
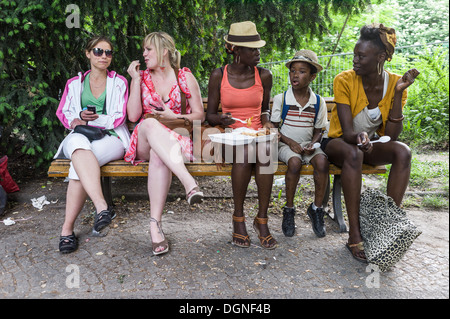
[388,114,404,123]
[261,111,271,117]
[79,111,84,121]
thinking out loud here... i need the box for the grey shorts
[278,141,326,165]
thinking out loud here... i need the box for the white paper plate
[208,128,276,146]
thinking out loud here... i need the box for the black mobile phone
[87,105,96,114]
[150,104,164,111]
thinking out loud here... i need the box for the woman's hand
[356,131,373,153]
[219,112,236,127]
[80,109,98,122]
[127,60,141,81]
[395,68,420,93]
[152,105,177,119]
[70,118,87,129]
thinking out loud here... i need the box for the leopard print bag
[359,189,422,272]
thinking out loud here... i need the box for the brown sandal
[150,217,169,256]
[232,215,250,248]
[253,217,277,250]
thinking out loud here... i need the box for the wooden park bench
[48,97,387,232]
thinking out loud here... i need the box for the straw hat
[285,49,323,73]
[224,21,266,48]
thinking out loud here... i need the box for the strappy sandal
[253,217,277,250]
[59,232,78,254]
[186,186,204,205]
[150,217,169,256]
[346,241,367,263]
[232,215,250,248]
[93,207,116,232]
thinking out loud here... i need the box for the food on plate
[239,128,270,137]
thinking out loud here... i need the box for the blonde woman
[125,32,204,256]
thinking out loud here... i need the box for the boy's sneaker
[306,203,326,238]
[282,206,296,237]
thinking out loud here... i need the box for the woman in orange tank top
[206,21,277,249]
[219,64,264,130]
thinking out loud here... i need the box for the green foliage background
[302,0,449,149]
[0,0,372,167]
[0,0,448,168]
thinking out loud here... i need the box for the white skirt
[62,133,125,180]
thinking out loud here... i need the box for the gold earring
[377,62,383,75]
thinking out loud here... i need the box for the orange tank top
[220,65,264,130]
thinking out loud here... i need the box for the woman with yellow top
[321,24,419,262]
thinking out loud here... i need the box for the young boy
[271,50,329,238]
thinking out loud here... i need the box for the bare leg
[364,141,412,206]
[137,119,198,194]
[324,139,365,260]
[231,162,252,246]
[71,149,108,212]
[310,154,330,207]
[61,149,108,236]
[253,142,276,248]
[148,149,172,253]
[285,157,302,207]
[61,180,87,236]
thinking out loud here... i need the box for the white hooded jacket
[54,70,131,158]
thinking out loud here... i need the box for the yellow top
[328,69,407,138]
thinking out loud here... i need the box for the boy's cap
[224,21,266,48]
[285,49,323,72]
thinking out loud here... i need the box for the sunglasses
[92,48,113,57]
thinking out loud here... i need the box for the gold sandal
[232,215,250,248]
[253,217,277,250]
[346,241,367,263]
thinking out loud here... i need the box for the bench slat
[48,159,386,177]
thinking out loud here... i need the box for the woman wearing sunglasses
[54,36,130,254]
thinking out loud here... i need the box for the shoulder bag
[74,98,111,141]
[74,125,111,141]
